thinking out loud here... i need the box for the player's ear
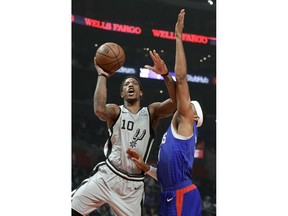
[140,91,143,97]
[120,92,124,98]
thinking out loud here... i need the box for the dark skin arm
[127,10,189,175]
[93,57,120,128]
[145,50,176,104]
[172,9,196,137]
[144,50,177,129]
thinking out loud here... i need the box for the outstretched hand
[175,9,185,38]
[127,148,149,172]
[94,57,111,78]
[144,50,168,76]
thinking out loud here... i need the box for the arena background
[2,0,288,215]
[72,0,216,215]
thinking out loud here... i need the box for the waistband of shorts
[161,179,194,192]
[105,159,145,181]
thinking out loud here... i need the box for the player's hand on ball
[144,50,168,76]
[94,57,111,78]
[95,42,125,75]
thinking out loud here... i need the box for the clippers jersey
[104,105,155,179]
[157,121,198,190]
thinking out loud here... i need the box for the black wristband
[161,72,169,77]
[98,73,107,78]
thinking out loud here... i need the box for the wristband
[98,73,107,78]
[161,72,169,77]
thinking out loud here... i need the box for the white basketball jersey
[104,105,154,179]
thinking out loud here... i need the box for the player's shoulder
[147,102,161,112]
[105,103,121,118]
[106,103,121,110]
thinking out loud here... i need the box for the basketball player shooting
[71,48,177,215]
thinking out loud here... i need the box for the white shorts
[71,163,145,216]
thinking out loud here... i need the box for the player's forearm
[162,73,176,103]
[140,163,150,173]
[93,75,108,117]
[174,37,187,80]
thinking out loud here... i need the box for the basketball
[95,42,125,74]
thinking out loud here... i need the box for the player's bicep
[149,99,176,120]
[96,104,119,122]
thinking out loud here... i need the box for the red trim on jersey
[176,184,197,216]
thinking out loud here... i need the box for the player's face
[121,78,142,102]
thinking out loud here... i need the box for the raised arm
[145,50,177,123]
[173,9,195,136]
[145,50,176,104]
[93,57,119,125]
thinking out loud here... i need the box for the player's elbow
[175,73,186,82]
[94,108,107,121]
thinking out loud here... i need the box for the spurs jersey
[71,105,154,215]
[104,105,155,180]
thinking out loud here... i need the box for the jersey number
[161,132,167,144]
[121,120,134,131]
[158,132,167,161]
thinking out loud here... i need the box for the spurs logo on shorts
[130,128,146,148]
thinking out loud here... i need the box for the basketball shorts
[71,163,145,216]
[159,184,202,216]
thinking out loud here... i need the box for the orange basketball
[95,42,125,74]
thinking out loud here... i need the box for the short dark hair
[120,75,143,93]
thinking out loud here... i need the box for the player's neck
[124,101,141,114]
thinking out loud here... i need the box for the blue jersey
[157,122,198,190]
[157,122,202,216]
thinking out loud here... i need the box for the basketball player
[71,48,177,215]
[127,9,203,216]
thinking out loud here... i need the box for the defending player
[127,9,203,216]
[71,48,176,216]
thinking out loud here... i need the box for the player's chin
[125,96,138,103]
